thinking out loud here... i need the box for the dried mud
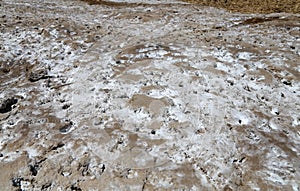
[0,0,300,190]
[183,0,300,14]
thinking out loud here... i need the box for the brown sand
[182,0,300,14]
[82,0,300,13]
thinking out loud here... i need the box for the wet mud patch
[129,94,170,115]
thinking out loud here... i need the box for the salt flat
[0,0,299,190]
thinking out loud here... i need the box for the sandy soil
[0,0,300,190]
[183,0,300,14]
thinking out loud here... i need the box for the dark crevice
[12,177,23,188]
[0,97,18,113]
[50,142,65,151]
[29,164,39,176]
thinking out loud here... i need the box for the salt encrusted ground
[0,0,299,190]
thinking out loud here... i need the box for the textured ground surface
[183,0,300,14]
[0,0,300,190]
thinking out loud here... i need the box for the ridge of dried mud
[0,0,300,190]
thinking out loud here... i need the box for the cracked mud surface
[0,0,300,190]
